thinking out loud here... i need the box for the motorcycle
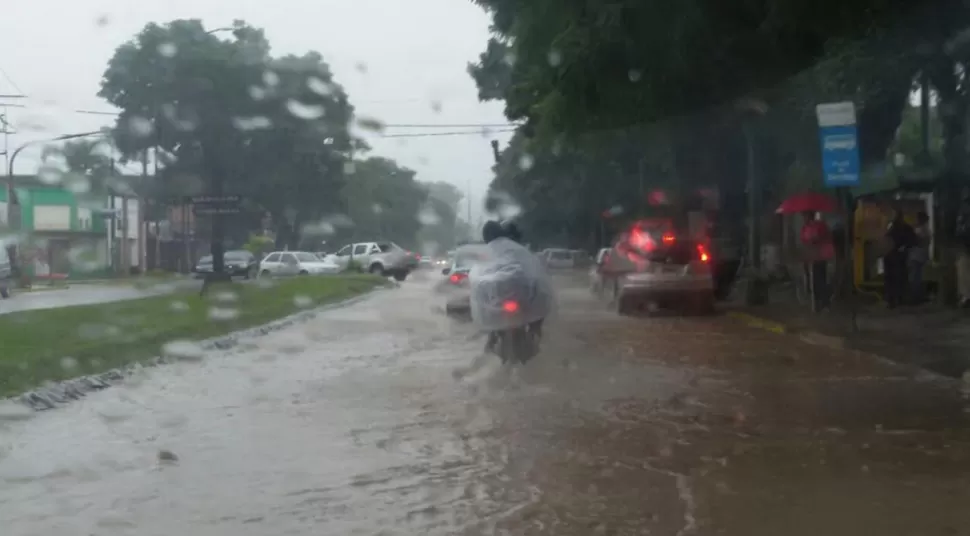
[486,299,543,364]
[469,239,553,366]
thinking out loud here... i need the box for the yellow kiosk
[852,186,936,293]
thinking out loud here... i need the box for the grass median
[0,274,388,398]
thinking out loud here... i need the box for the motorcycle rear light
[697,245,710,263]
[502,300,520,313]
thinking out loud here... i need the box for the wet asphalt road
[2,272,970,535]
[0,280,200,316]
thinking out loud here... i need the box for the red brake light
[662,233,676,245]
[502,300,519,313]
[697,244,710,263]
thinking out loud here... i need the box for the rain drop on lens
[306,76,332,96]
[157,42,177,57]
[127,116,154,138]
[208,307,240,321]
[628,69,643,82]
[286,100,325,120]
[518,154,535,171]
[547,50,562,67]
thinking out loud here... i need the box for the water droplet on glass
[343,161,356,175]
[68,243,107,272]
[214,291,238,304]
[294,295,313,308]
[157,42,178,58]
[37,165,63,185]
[371,203,383,214]
[263,70,280,87]
[286,100,325,120]
[208,307,240,321]
[232,116,272,131]
[60,357,78,371]
[127,116,154,138]
[158,449,179,463]
[356,116,385,133]
[518,154,535,171]
[63,173,91,194]
[547,49,562,67]
[256,278,275,289]
[162,340,206,361]
[430,100,443,113]
[307,77,332,96]
[248,86,268,101]
[628,69,643,82]
[418,206,441,225]
[170,301,189,313]
[94,14,111,27]
[354,62,368,74]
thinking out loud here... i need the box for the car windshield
[226,252,250,261]
[198,256,213,264]
[293,252,319,262]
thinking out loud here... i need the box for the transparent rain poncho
[468,238,555,331]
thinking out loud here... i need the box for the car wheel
[260,269,271,278]
[0,285,9,299]
[368,264,384,276]
[244,267,255,280]
[299,270,309,276]
[392,271,407,282]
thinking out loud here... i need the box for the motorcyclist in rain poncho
[470,220,554,354]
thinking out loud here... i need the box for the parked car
[258,251,340,277]
[324,241,419,281]
[605,229,715,315]
[439,243,490,319]
[540,248,576,270]
[194,250,258,279]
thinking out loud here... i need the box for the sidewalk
[726,283,970,378]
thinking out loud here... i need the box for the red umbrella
[776,192,839,214]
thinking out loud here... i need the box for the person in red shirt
[800,211,835,311]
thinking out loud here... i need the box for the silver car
[324,241,419,281]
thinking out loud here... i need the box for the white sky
[0,0,513,222]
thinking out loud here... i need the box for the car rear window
[647,239,701,264]
[549,250,572,260]
[377,242,400,253]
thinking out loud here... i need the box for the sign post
[816,101,860,330]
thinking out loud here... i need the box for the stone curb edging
[724,310,956,383]
[6,287,389,412]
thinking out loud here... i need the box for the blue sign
[819,124,860,187]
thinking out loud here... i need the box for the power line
[379,129,517,138]
[0,66,25,96]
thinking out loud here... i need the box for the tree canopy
[95,18,448,263]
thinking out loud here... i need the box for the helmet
[501,220,523,243]
[482,220,505,243]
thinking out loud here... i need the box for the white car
[258,251,341,277]
[541,248,576,269]
[608,234,715,315]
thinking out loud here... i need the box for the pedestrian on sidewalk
[956,189,970,308]
[884,208,916,308]
[908,210,931,304]
[800,211,835,312]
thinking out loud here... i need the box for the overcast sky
[0,0,513,222]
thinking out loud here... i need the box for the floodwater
[2,273,970,535]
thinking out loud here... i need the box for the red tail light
[662,233,676,245]
[697,244,710,263]
[449,272,467,284]
[502,300,520,313]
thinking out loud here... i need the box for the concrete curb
[5,286,389,412]
[725,309,956,383]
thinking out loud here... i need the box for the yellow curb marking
[725,311,787,334]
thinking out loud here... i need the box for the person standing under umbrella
[800,211,835,312]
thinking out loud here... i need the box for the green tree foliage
[334,157,428,249]
[96,19,431,262]
[468,1,960,249]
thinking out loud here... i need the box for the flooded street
[3,275,970,535]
